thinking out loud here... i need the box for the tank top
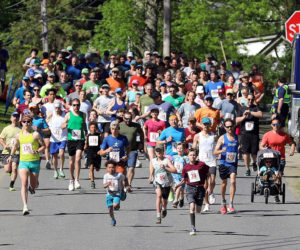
[152,158,173,187]
[86,133,101,154]
[19,130,39,162]
[49,112,68,142]
[67,111,85,141]
[198,132,217,167]
[220,134,239,167]
[111,98,126,121]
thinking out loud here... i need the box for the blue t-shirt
[126,90,143,105]
[101,135,129,161]
[277,86,286,99]
[158,127,185,156]
[15,86,33,104]
[205,81,225,100]
[32,116,49,138]
[66,65,81,80]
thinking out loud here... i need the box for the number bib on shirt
[90,86,98,95]
[155,172,167,185]
[109,179,119,192]
[224,113,234,120]
[211,89,219,98]
[188,143,193,149]
[226,152,237,163]
[200,151,213,162]
[158,111,167,121]
[188,170,200,183]
[53,128,62,137]
[89,136,98,146]
[149,132,159,143]
[71,130,81,140]
[174,162,183,173]
[109,151,120,162]
[22,143,33,154]
[245,121,254,131]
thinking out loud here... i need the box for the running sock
[157,213,161,218]
[10,181,15,188]
[229,201,234,207]
[221,199,226,205]
[190,213,195,227]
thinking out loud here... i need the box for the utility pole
[41,0,48,52]
[163,0,171,57]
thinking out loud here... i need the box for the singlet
[240,96,248,107]
[220,134,239,167]
[19,130,39,162]
[67,111,85,141]
[152,158,173,187]
[111,98,126,121]
[49,112,67,142]
[86,133,101,154]
[198,132,217,167]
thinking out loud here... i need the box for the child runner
[84,121,102,189]
[148,144,176,224]
[175,149,210,236]
[103,160,130,226]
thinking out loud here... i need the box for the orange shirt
[106,77,126,91]
[194,107,220,132]
[129,75,150,88]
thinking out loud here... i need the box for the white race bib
[88,136,98,146]
[188,170,200,183]
[226,152,236,163]
[136,135,141,142]
[149,132,159,143]
[71,130,81,140]
[155,172,167,185]
[53,128,62,137]
[158,111,167,121]
[144,106,149,113]
[188,143,193,149]
[211,89,219,98]
[109,151,120,162]
[245,121,254,131]
[10,138,16,147]
[200,151,213,162]
[22,143,33,155]
[172,142,177,153]
[90,86,98,95]
[174,162,183,173]
[109,179,119,192]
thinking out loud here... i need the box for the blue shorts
[18,160,40,173]
[219,164,237,180]
[127,151,138,168]
[106,194,120,207]
[172,173,185,189]
[50,141,67,155]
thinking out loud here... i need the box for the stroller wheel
[282,183,285,204]
[264,188,269,204]
[251,182,255,203]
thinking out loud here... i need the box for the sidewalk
[285,150,300,200]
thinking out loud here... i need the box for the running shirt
[152,158,173,187]
[67,111,85,141]
[237,105,260,134]
[86,133,101,154]
[103,172,125,194]
[0,125,21,155]
[194,107,220,133]
[185,127,200,151]
[177,102,200,128]
[49,113,67,142]
[220,134,239,167]
[163,95,185,109]
[144,119,166,147]
[41,102,55,117]
[182,161,209,186]
[94,95,113,123]
[126,90,143,105]
[32,116,49,138]
[110,99,126,121]
[172,155,188,174]
[198,132,217,167]
[101,135,129,162]
[205,81,225,100]
[19,130,39,162]
[158,126,185,156]
[147,101,175,123]
[119,121,143,151]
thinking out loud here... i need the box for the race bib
[200,151,213,162]
[224,113,234,120]
[89,136,98,146]
[188,143,193,149]
[109,151,120,162]
[208,117,214,126]
[53,128,62,137]
[90,86,98,95]
[109,179,119,192]
[136,135,141,142]
[10,138,16,147]
[144,106,149,113]
[226,152,237,163]
[211,89,219,98]
[245,121,254,131]
[149,132,159,143]
[71,130,81,140]
[155,172,167,185]
[172,142,177,153]
[188,170,200,183]
[158,111,167,121]
[174,162,183,173]
[22,143,33,154]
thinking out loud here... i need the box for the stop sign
[285,11,300,43]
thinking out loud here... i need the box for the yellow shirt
[0,125,21,155]
[19,130,39,162]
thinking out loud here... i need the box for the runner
[178,91,200,128]
[175,148,210,236]
[61,98,87,191]
[184,117,200,152]
[163,85,185,109]
[148,143,176,224]
[214,118,239,214]
[16,90,32,119]
[0,112,21,191]
[7,115,45,215]
[106,88,126,121]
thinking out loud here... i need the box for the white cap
[34,74,42,79]
[54,100,62,108]
[127,51,134,57]
[196,86,204,94]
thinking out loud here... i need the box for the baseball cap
[67,46,73,51]
[11,111,19,116]
[104,50,110,56]
[202,117,211,124]
[136,64,143,69]
[85,53,92,59]
[41,59,49,65]
[34,58,41,66]
[132,79,139,85]
[241,72,249,78]
[101,84,111,89]
[204,95,213,100]
[226,89,234,95]
[48,72,55,77]
[34,74,42,79]
[160,81,166,86]
[81,68,89,75]
[23,76,30,80]
[219,69,226,75]
[21,115,33,122]
[112,67,119,72]
[196,86,204,94]
[218,88,225,94]
[127,51,134,57]
[177,82,185,87]
[230,61,237,66]
[28,69,35,77]
[110,120,120,128]
[54,100,62,108]
[152,92,161,98]
[115,88,123,93]
[155,143,164,151]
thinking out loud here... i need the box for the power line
[5,0,26,9]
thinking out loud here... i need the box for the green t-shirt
[163,95,185,109]
[82,81,101,101]
[0,125,21,155]
[67,111,85,141]
[140,95,154,115]
[119,121,143,151]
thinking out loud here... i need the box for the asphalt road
[0,155,300,250]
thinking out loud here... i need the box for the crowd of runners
[0,47,296,235]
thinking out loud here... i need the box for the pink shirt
[144,119,166,146]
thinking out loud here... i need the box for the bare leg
[11,162,18,182]
[52,154,58,171]
[44,138,50,162]
[90,164,94,182]
[69,155,75,180]
[19,169,29,206]
[221,179,227,201]
[127,167,135,185]
[229,173,236,203]
[30,172,39,189]
[75,150,82,180]
[243,153,250,170]
[155,189,162,214]
[59,149,65,170]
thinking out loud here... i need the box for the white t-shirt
[152,158,173,187]
[49,112,68,142]
[103,172,125,194]
[94,95,113,123]
[41,102,55,117]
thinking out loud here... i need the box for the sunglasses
[155,149,162,152]
[75,85,82,87]
[112,71,118,74]
[22,120,31,124]
[265,160,273,163]
[73,104,80,107]
[225,125,233,128]
[124,117,131,120]
[34,89,40,91]
[272,123,280,127]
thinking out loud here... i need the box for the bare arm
[213,136,225,155]
[61,112,70,129]
[34,132,45,153]
[165,158,177,173]
[192,133,199,149]
[106,99,116,115]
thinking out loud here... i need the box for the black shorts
[186,185,205,206]
[100,122,111,133]
[87,153,101,169]
[154,184,171,200]
[2,154,19,165]
[219,164,237,180]
[67,140,85,156]
[241,133,259,155]
[43,133,51,139]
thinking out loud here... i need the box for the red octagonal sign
[285,11,300,43]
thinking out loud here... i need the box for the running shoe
[209,193,216,204]
[227,206,236,214]
[189,227,196,236]
[28,186,35,194]
[179,199,184,207]
[23,205,30,216]
[111,219,116,226]
[274,195,280,203]
[45,160,51,170]
[68,180,75,191]
[156,217,161,224]
[135,159,142,168]
[9,187,15,191]
[172,201,179,208]
[168,191,174,202]
[220,204,227,214]
[202,204,210,213]
[53,171,59,179]
[91,181,96,189]
[245,169,251,176]
[36,181,39,189]
[161,209,167,218]
[74,180,81,189]
[252,163,258,172]
[59,170,65,178]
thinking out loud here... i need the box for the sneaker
[9,187,15,191]
[53,171,59,179]
[179,199,184,208]
[172,201,179,208]
[135,159,142,168]
[23,205,30,216]
[68,180,75,191]
[227,205,236,214]
[161,209,167,218]
[91,181,95,189]
[220,204,227,214]
[59,170,65,178]
[202,204,210,213]
[245,169,251,176]
[28,186,35,194]
[36,181,39,189]
[74,180,81,189]
[45,161,51,170]
[156,217,161,224]
[111,219,116,226]
[252,163,258,172]
[189,227,196,236]
[274,195,280,203]
[209,193,216,204]
[168,191,174,202]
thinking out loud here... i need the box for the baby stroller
[250,148,285,204]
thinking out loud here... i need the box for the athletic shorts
[154,184,171,200]
[87,154,101,169]
[241,133,259,155]
[106,194,120,207]
[43,133,51,139]
[209,166,217,175]
[18,160,40,173]
[278,159,286,174]
[100,122,111,133]
[2,154,19,165]
[50,141,67,155]
[67,140,85,156]
[186,185,205,206]
[127,151,138,168]
[219,164,237,180]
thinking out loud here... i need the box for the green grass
[0,101,16,132]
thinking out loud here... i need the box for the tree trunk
[144,0,159,52]
[163,0,171,57]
